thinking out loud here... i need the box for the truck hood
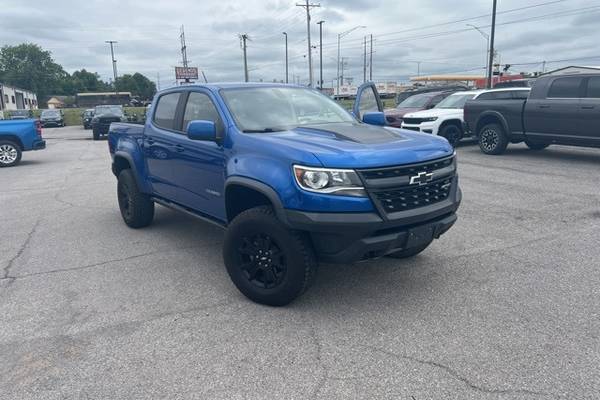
[254,122,453,168]
[404,108,462,119]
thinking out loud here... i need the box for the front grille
[403,126,420,132]
[358,156,455,215]
[402,117,425,125]
[99,117,121,123]
[373,177,452,213]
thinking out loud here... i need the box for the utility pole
[297,1,320,87]
[369,34,373,81]
[317,21,324,89]
[487,0,497,89]
[180,25,191,84]
[363,36,367,83]
[239,34,250,82]
[282,32,288,84]
[105,41,118,94]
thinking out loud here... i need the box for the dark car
[385,90,456,127]
[493,79,536,89]
[396,84,469,105]
[40,109,65,127]
[82,109,94,129]
[8,110,34,120]
[464,73,600,154]
[91,105,126,140]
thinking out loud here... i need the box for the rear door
[144,91,184,198]
[168,90,227,221]
[580,76,600,142]
[524,76,584,141]
[353,82,383,121]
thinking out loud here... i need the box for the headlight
[293,165,366,197]
[421,117,438,122]
[92,117,99,123]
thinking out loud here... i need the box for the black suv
[91,105,126,140]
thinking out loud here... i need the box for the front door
[353,82,384,122]
[169,90,227,221]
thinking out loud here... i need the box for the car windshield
[221,87,354,132]
[435,94,476,109]
[41,110,60,117]
[397,93,434,108]
[95,106,123,115]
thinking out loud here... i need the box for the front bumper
[285,183,461,264]
[401,122,437,134]
[41,120,63,127]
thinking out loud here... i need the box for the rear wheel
[478,123,509,155]
[223,206,317,306]
[525,140,549,151]
[387,240,432,259]
[117,169,154,228]
[0,140,22,167]
[439,124,462,147]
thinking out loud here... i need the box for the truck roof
[161,82,304,92]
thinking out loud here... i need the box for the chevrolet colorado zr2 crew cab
[464,73,600,154]
[0,118,45,167]
[108,83,462,306]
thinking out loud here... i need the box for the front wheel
[478,123,509,155]
[386,240,432,259]
[525,140,549,151]
[0,140,22,167]
[439,124,462,147]
[117,169,154,228]
[92,127,100,140]
[223,206,317,306]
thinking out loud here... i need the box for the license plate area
[406,225,434,248]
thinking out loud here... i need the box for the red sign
[175,67,198,80]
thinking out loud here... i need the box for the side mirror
[362,112,387,126]
[187,120,217,141]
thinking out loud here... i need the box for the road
[1,126,599,399]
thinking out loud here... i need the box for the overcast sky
[2,0,600,88]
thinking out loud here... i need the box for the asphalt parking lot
[1,125,599,399]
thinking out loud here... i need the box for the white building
[0,84,39,114]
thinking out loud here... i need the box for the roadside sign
[175,67,199,80]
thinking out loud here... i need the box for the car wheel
[117,169,154,228]
[525,140,549,151]
[223,206,317,306]
[439,124,462,147]
[478,123,509,155]
[386,240,432,259]
[92,128,100,140]
[0,140,22,167]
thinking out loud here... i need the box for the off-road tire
[223,206,317,306]
[92,127,100,140]
[478,123,509,155]
[117,169,154,228]
[439,124,462,147]
[0,140,22,167]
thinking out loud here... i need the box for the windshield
[397,93,434,108]
[95,105,123,115]
[221,87,354,132]
[435,94,476,109]
[41,110,60,117]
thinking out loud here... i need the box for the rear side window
[153,92,181,130]
[476,91,513,100]
[586,77,600,98]
[547,77,583,98]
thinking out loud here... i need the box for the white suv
[400,88,531,146]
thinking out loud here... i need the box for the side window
[430,94,445,107]
[358,87,378,117]
[477,92,494,100]
[492,91,514,100]
[586,77,600,98]
[153,92,181,130]
[511,90,530,100]
[182,92,223,133]
[547,77,583,98]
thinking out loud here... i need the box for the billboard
[175,67,199,80]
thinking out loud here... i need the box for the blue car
[108,82,461,306]
[0,118,46,167]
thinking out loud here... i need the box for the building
[47,96,67,109]
[544,66,600,76]
[0,84,38,114]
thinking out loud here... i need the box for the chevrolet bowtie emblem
[409,171,434,186]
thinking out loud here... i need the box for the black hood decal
[294,123,407,144]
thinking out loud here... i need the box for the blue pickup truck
[108,83,461,306]
[0,119,46,167]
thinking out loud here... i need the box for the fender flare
[224,176,289,225]
[113,151,150,193]
[475,111,510,137]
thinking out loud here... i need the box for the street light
[337,25,366,95]
[283,32,288,84]
[467,24,491,87]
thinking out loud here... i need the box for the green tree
[115,72,157,100]
[0,43,68,102]
[70,69,110,93]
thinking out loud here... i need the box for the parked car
[8,110,34,120]
[82,109,95,129]
[385,90,458,128]
[464,73,600,154]
[396,84,469,104]
[108,83,461,306]
[0,118,46,167]
[40,109,65,127]
[91,105,126,140]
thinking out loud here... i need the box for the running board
[152,197,227,230]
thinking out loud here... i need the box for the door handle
[538,105,550,109]
[581,105,595,109]
[174,144,185,152]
